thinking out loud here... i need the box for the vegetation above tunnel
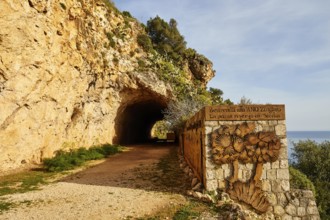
[106,1,232,132]
[136,15,233,130]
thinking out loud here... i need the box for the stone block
[286,204,297,216]
[242,169,252,181]
[258,121,268,125]
[280,138,288,147]
[205,126,213,135]
[262,180,271,192]
[281,180,290,191]
[272,180,283,192]
[307,206,319,215]
[206,170,215,179]
[299,198,309,207]
[277,193,289,207]
[264,162,271,169]
[224,166,231,178]
[267,169,277,180]
[282,214,293,220]
[302,190,313,199]
[268,193,277,206]
[205,121,218,127]
[293,217,302,220]
[215,168,224,179]
[297,207,306,216]
[272,161,280,169]
[308,200,316,206]
[274,205,285,216]
[263,126,275,132]
[275,124,286,136]
[268,120,278,126]
[280,160,289,169]
[255,124,263,132]
[291,197,300,206]
[278,120,286,125]
[310,215,321,220]
[205,179,218,191]
[205,158,215,169]
[279,147,288,160]
[218,180,226,190]
[246,163,253,169]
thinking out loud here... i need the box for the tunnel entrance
[113,92,169,145]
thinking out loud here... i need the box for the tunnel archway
[113,90,169,145]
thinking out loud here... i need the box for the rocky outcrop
[2,0,216,172]
[187,53,215,85]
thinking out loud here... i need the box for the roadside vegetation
[43,144,123,172]
[137,15,233,133]
[0,143,123,214]
[290,140,330,219]
[138,199,215,220]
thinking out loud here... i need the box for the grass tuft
[0,200,13,213]
[173,202,201,220]
[43,144,122,172]
[0,172,51,196]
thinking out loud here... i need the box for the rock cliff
[0,0,214,172]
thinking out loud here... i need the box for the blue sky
[112,0,330,131]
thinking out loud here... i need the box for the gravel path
[0,144,190,220]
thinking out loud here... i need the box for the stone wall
[181,105,320,219]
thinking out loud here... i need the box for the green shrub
[59,2,66,10]
[105,32,116,48]
[137,34,153,53]
[173,202,201,220]
[43,144,122,172]
[289,166,316,194]
[113,57,119,64]
[291,140,330,219]
[0,201,13,213]
[101,0,120,14]
[146,16,186,63]
[137,59,146,69]
[122,11,132,18]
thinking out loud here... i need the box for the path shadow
[60,143,191,194]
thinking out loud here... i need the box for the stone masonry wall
[182,105,320,219]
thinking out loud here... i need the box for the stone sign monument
[181,104,320,219]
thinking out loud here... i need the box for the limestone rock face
[0,0,214,172]
[187,54,215,86]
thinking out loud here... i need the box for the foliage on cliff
[105,1,228,110]
[133,14,232,130]
[291,140,330,219]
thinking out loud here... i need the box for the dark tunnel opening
[114,100,167,145]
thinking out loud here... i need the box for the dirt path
[0,144,192,220]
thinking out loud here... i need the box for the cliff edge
[0,0,214,172]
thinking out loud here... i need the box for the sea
[287,131,330,160]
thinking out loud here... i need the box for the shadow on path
[61,144,191,194]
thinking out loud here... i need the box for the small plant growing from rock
[59,2,66,10]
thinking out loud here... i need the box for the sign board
[205,105,285,121]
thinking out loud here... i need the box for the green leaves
[43,144,122,172]
[289,166,315,194]
[291,140,330,219]
[137,34,153,53]
[147,16,186,63]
